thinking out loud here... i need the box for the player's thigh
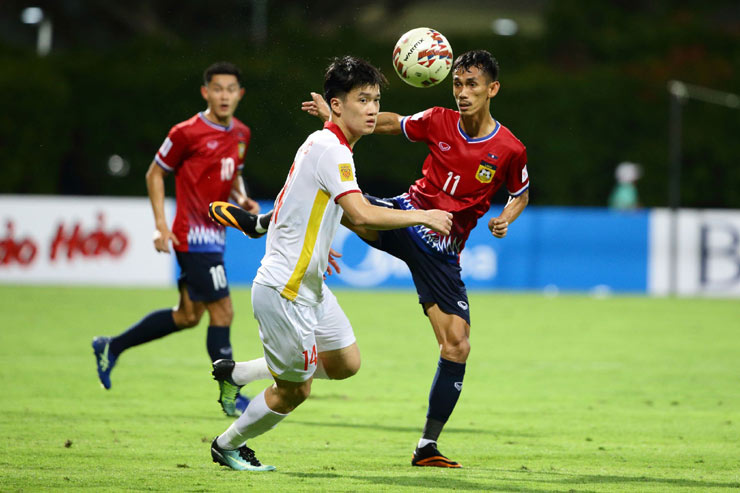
[424,302,470,362]
[315,284,357,345]
[205,295,234,326]
[174,281,206,327]
[175,251,230,305]
[251,283,319,383]
[314,286,359,378]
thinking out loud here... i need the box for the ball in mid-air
[392,27,453,88]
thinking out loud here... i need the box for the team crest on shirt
[338,163,354,182]
[238,142,246,159]
[475,161,497,184]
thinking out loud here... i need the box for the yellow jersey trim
[280,189,330,300]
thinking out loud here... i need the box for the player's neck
[331,117,360,148]
[203,108,232,128]
[459,111,495,139]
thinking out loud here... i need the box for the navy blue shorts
[175,251,230,303]
[361,195,470,325]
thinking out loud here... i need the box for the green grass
[1,285,739,492]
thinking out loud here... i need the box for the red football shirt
[399,106,529,258]
[154,112,250,253]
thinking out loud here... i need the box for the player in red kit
[92,62,269,417]
[302,50,529,467]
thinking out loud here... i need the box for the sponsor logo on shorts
[457,301,468,310]
[454,382,463,391]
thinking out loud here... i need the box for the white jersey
[254,122,361,305]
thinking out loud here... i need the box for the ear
[200,85,208,101]
[330,97,342,117]
[237,87,245,101]
[488,80,500,98]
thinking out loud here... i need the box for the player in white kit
[209,56,453,471]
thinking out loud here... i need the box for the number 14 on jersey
[302,344,317,371]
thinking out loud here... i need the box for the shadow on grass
[498,468,740,490]
[287,419,512,436]
[284,471,577,492]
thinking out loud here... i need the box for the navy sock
[109,309,177,356]
[426,357,466,428]
[206,325,232,362]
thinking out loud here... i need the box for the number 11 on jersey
[443,171,460,195]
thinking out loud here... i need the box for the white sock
[232,358,273,386]
[255,214,269,233]
[217,389,287,450]
[418,438,436,449]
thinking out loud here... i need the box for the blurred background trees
[0,0,738,207]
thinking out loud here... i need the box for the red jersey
[154,112,250,253]
[398,106,529,258]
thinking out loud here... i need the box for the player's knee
[283,385,311,411]
[210,310,233,327]
[207,299,234,326]
[442,336,470,361]
[174,310,201,329]
[326,360,360,380]
[278,382,311,410]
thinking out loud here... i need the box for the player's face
[200,74,245,125]
[453,66,500,116]
[332,84,381,145]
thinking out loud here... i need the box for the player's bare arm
[489,189,529,239]
[145,161,179,253]
[338,192,452,235]
[300,92,330,121]
[373,112,403,135]
[230,174,260,213]
[301,92,403,135]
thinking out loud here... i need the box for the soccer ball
[392,27,453,88]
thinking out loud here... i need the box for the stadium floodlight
[20,7,52,56]
[491,18,518,36]
[21,7,43,24]
[666,80,739,295]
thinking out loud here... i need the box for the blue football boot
[92,336,117,390]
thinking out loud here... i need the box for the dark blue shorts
[361,195,470,325]
[175,251,230,303]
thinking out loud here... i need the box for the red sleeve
[506,147,529,196]
[154,125,188,172]
[400,107,443,143]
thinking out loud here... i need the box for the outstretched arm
[338,192,452,235]
[301,92,402,135]
[489,189,529,238]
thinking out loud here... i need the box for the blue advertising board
[213,203,649,293]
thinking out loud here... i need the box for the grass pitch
[1,285,739,492]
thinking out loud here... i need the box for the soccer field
[1,286,739,492]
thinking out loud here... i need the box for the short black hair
[203,61,242,86]
[323,56,388,103]
[452,50,499,82]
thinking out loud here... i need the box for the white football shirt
[254,122,361,305]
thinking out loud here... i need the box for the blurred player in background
[301,49,530,467]
[208,56,452,471]
[92,61,269,417]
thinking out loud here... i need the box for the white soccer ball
[392,27,453,88]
